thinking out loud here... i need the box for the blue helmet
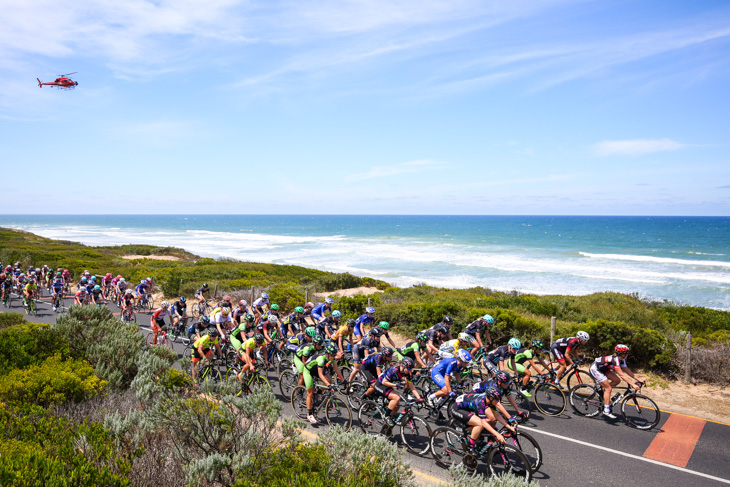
[325,297,334,304]
[483,314,494,324]
[457,349,472,363]
[508,338,522,349]
[365,306,375,314]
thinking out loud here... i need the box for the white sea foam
[580,252,730,268]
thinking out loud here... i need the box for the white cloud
[345,159,446,182]
[593,139,685,156]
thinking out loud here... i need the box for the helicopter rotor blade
[58,72,77,77]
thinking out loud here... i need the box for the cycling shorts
[506,361,527,375]
[354,324,363,337]
[352,345,366,364]
[450,403,474,424]
[589,363,608,383]
[550,344,565,362]
[484,360,498,374]
[373,381,394,398]
[293,355,305,374]
[431,370,447,389]
[302,367,316,389]
[362,367,377,384]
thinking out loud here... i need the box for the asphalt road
[7,291,730,486]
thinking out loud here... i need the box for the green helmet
[312,335,324,345]
[305,327,317,337]
[324,343,338,355]
[271,303,279,310]
[416,331,428,342]
[532,339,544,349]
[245,314,255,323]
[379,321,390,330]
[295,306,304,313]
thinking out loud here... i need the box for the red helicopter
[37,72,78,90]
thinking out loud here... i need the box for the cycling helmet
[401,357,415,370]
[221,296,231,304]
[332,310,341,318]
[305,302,314,309]
[268,315,279,325]
[416,331,428,342]
[381,347,394,359]
[146,277,152,282]
[220,307,230,316]
[434,324,447,334]
[270,303,279,310]
[56,271,62,276]
[179,296,186,303]
[261,292,269,299]
[245,314,255,323]
[508,338,522,349]
[443,316,453,324]
[81,277,87,282]
[370,327,384,338]
[484,386,502,402]
[324,342,338,355]
[457,349,472,363]
[125,289,133,295]
[305,327,317,337]
[379,321,390,330]
[325,297,334,304]
[458,332,475,344]
[120,278,125,282]
[365,306,375,314]
[90,276,97,281]
[220,301,231,308]
[94,285,101,291]
[346,319,356,327]
[84,270,90,275]
[105,273,112,277]
[254,333,265,344]
[494,370,511,384]
[483,314,494,324]
[615,344,630,354]
[201,316,211,325]
[161,301,170,308]
[531,339,544,349]
[295,306,305,313]
[140,280,145,284]
[239,299,247,306]
[116,275,122,279]
[312,335,324,345]
[208,328,220,338]
[577,331,590,343]
[202,283,209,288]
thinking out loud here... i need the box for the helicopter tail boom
[37,78,42,88]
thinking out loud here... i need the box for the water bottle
[611,392,621,402]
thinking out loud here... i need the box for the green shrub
[0,313,26,331]
[0,323,70,375]
[0,354,106,406]
[449,464,540,486]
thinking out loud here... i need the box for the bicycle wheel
[508,431,542,473]
[290,385,309,421]
[145,296,154,311]
[621,394,660,430]
[146,332,157,346]
[278,370,300,400]
[249,373,271,392]
[569,384,602,417]
[324,393,352,431]
[486,444,532,481]
[200,364,223,387]
[277,358,294,377]
[358,400,388,436]
[346,380,368,410]
[399,413,432,456]
[501,393,532,422]
[430,426,467,469]
[533,383,566,416]
[566,369,594,390]
[192,304,201,318]
[124,309,136,322]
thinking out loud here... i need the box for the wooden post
[305,290,308,304]
[550,317,557,345]
[685,333,692,384]
[368,297,372,307]
[251,287,255,304]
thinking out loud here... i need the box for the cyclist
[23,278,38,308]
[285,326,315,357]
[394,331,429,368]
[260,303,280,326]
[464,314,495,349]
[150,301,171,345]
[439,332,477,359]
[354,306,376,342]
[426,349,473,408]
[294,335,325,387]
[310,298,333,322]
[374,357,423,425]
[116,277,128,300]
[145,277,154,293]
[74,287,88,305]
[551,331,590,387]
[219,295,233,309]
[472,370,529,423]
[170,297,188,334]
[590,344,645,419]
[347,327,383,385]
[483,338,521,376]
[238,333,270,380]
[451,387,516,450]
[121,289,135,318]
[252,292,270,321]
[281,306,307,339]
[361,347,394,397]
[257,314,279,346]
[1,274,13,305]
[189,315,212,341]
[302,342,345,424]
[191,328,223,384]
[315,309,342,339]
[232,300,249,328]
[62,268,71,287]
[434,316,455,341]
[90,284,105,306]
[102,273,113,297]
[210,306,233,340]
[331,318,356,356]
[302,301,315,322]
[367,320,397,349]
[77,276,88,293]
[195,283,212,309]
[134,279,149,306]
[420,324,448,364]
[49,272,64,310]
[507,339,551,397]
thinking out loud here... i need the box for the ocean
[1,215,728,310]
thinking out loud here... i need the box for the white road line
[521,426,730,485]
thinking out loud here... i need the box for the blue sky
[2,0,729,215]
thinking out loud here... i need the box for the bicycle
[146,328,174,349]
[517,373,566,417]
[121,306,136,323]
[357,393,431,455]
[2,288,12,308]
[430,423,533,480]
[569,381,660,430]
[134,294,154,313]
[548,357,594,390]
[226,363,272,396]
[169,316,191,345]
[52,291,66,313]
[291,382,352,431]
[23,294,37,317]
[192,299,214,318]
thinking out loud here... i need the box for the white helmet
[161,301,170,308]
[268,315,279,325]
[576,331,590,342]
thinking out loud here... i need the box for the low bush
[0,313,26,331]
[0,354,106,406]
[0,322,70,375]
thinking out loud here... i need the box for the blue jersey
[355,313,375,327]
[311,303,330,319]
[135,283,149,294]
[455,393,489,415]
[362,352,386,370]
[432,357,463,377]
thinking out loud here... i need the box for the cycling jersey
[431,357,464,389]
[232,306,248,321]
[331,325,351,340]
[464,318,489,336]
[305,353,333,372]
[472,378,512,397]
[241,337,263,352]
[281,312,306,336]
[135,283,148,295]
[354,313,374,336]
[153,308,170,321]
[593,354,627,373]
[311,302,331,319]
[378,365,411,385]
[195,286,210,296]
[51,278,64,291]
[171,301,186,316]
[484,345,514,366]
[352,335,379,362]
[90,289,104,302]
[362,352,387,370]
[397,341,421,358]
[455,393,489,415]
[252,297,269,308]
[210,311,232,327]
[286,333,307,353]
[438,339,464,359]
[193,333,220,353]
[551,337,582,361]
[24,283,37,293]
